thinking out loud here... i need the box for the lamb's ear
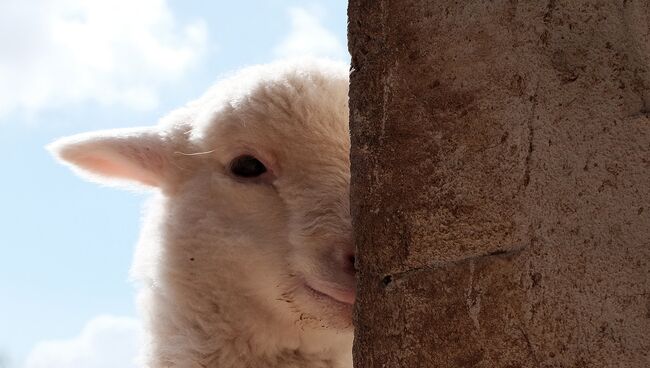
[48,127,171,188]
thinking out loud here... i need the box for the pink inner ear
[51,127,168,188]
[73,153,162,187]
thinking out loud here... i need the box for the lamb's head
[49,60,355,344]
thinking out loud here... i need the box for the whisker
[174,149,216,156]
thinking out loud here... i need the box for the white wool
[49,59,354,368]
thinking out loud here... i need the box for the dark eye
[229,155,267,178]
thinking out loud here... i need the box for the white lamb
[49,59,355,368]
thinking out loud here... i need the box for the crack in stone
[517,322,541,368]
[379,244,529,283]
[522,81,540,189]
[379,0,390,144]
[466,260,482,333]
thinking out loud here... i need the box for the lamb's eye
[229,155,267,178]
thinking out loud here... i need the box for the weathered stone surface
[349,1,650,367]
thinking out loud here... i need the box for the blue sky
[0,1,348,366]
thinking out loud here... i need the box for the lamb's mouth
[304,279,355,306]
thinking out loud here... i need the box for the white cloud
[274,6,347,61]
[25,315,142,368]
[0,0,207,115]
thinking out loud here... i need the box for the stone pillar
[348,1,650,367]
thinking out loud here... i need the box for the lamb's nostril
[346,254,357,273]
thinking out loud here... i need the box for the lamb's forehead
[185,60,350,162]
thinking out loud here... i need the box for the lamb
[49,59,355,368]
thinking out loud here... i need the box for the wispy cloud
[274,6,347,61]
[25,315,142,368]
[0,351,12,368]
[0,0,207,116]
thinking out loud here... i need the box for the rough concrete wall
[348,1,650,367]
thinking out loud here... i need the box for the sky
[0,1,348,367]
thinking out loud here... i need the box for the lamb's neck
[150,293,353,368]
[204,308,353,368]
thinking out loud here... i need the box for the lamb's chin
[289,283,354,331]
